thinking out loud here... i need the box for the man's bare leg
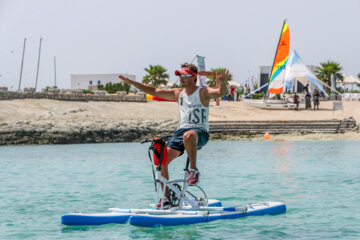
[161,147,181,198]
[183,130,199,170]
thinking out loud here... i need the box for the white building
[70,73,136,90]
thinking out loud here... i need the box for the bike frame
[154,159,198,210]
[145,137,202,210]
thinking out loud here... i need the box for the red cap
[175,67,197,77]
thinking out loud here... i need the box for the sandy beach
[0,99,359,143]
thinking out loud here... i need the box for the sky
[0,0,359,91]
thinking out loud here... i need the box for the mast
[54,56,57,87]
[18,38,27,92]
[35,37,42,91]
[265,19,287,99]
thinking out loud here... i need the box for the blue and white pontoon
[61,136,286,227]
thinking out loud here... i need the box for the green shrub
[171,83,182,88]
[42,86,57,93]
[82,90,94,94]
[251,93,264,99]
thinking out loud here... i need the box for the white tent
[158,79,175,89]
[228,80,241,87]
[284,50,329,96]
[339,75,360,84]
[337,75,360,91]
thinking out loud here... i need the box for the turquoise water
[1,140,359,239]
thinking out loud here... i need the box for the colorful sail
[268,20,290,94]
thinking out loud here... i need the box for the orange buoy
[264,132,271,140]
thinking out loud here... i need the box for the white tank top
[178,87,209,132]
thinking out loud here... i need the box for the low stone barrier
[0,118,357,145]
[0,91,146,102]
[209,118,358,134]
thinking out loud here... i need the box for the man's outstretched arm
[118,75,179,101]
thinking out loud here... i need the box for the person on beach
[303,83,309,95]
[305,91,312,109]
[119,63,229,209]
[293,93,299,110]
[313,89,320,110]
[230,86,235,101]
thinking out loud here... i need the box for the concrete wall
[71,73,136,90]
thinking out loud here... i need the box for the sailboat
[243,19,304,109]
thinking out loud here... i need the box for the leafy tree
[206,68,232,87]
[142,65,169,87]
[315,61,343,93]
[171,82,182,88]
[123,83,131,93]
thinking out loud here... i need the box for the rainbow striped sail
[268,20,290,94]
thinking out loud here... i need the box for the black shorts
[166,128,209,155]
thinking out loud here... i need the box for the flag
[197,55,207,87]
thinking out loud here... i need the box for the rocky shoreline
[0,120,178,145]
[1,99,360,145]
[1,119,359,145]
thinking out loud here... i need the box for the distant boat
[243,19,329,110]
[243,19,295,109]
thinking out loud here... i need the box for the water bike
[61,135,286,227]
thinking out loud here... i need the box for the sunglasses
[179,74,194,78]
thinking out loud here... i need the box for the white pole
[54,56,57,87]
[35,37,42,91]
[18,38,27,92]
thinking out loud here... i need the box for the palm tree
[206,68,232,87]
[315,61,343,93]
[142,65,169,87]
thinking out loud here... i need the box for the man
[119,63,229,208]
[313,89,320,110]
[293,92,299,111]
[230,86,235,101]
[303,83,309,95]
